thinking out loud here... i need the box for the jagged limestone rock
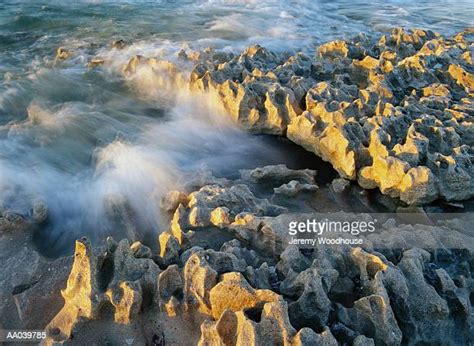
[183,252,218,315]
[220,239,262,268]
[107,239,161,296]
[45,238,161,343]
[0,211,28,232]
[46,238,103,341]
[158,264,183,303]
[209,272,279,320]
[130,241,152,258]
[38,184,473,345]
[158,231,181,265]
[199,299,339,346]
[353,335,375,346]
[111,39,127,49]
[31,200,48,223]
[55,47,71,60]
[210,207,231,227]
[293,327,338,346]
[157,264,184,316]
[336,294,402,345]
[183,29,474,205]
[331,177,351,193]
[28,28,474,346]
[276,245,311,277]
[106,281,142,324]
[161,190,189,213]
[188,184,286,219]
[240,164,316,185]
[273,180,319,197]
[245,262,274,290]
[280,267,333,331]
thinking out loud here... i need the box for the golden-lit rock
[122,54,145,75]
[87,57,105,68]
[159,231,180,264]
[45,237,161,343]
[183,252,218,315]
[170,204,188,244]
[318,40,349,58]
[106,281,142,324]
[55,47,71,60]
[199,299,339,345]
[119,28,473,205]
[448,64,474,92]
[210,207,230,227]
[163,295,181,317]
[209,272,279,320]
[288,114,357,179]
[46,238,103,341]
[422,83,451,97]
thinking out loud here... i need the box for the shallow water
[1,0,473,254]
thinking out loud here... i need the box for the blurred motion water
[0,0,472,254]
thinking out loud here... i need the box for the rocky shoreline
[0,28,473,345]
[120,27,474,205]
[1,164,473,345]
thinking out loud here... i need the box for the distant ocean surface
[1,0,473,82]
[0,0,473,254]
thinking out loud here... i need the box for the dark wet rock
[111,39,127,50]
[31,200,48,224]
[279,267,333,331]
[0,211,28,232]
[331,177,351,194]
[240,164,316,186]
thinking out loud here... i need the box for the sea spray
[1,60,288,256]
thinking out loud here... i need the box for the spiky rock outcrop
[122,28,473,205]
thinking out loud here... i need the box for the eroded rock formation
[14,164,467,345]
[190,29,473,205]
[119,28,473,205]
[1,28,473,346]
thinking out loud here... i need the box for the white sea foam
[0,60,285,253]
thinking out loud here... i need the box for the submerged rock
[0,211,28,232]
[111,39,127,50]
[55,47,71,60]
[31,200,48,224]
[331,178,351,194]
